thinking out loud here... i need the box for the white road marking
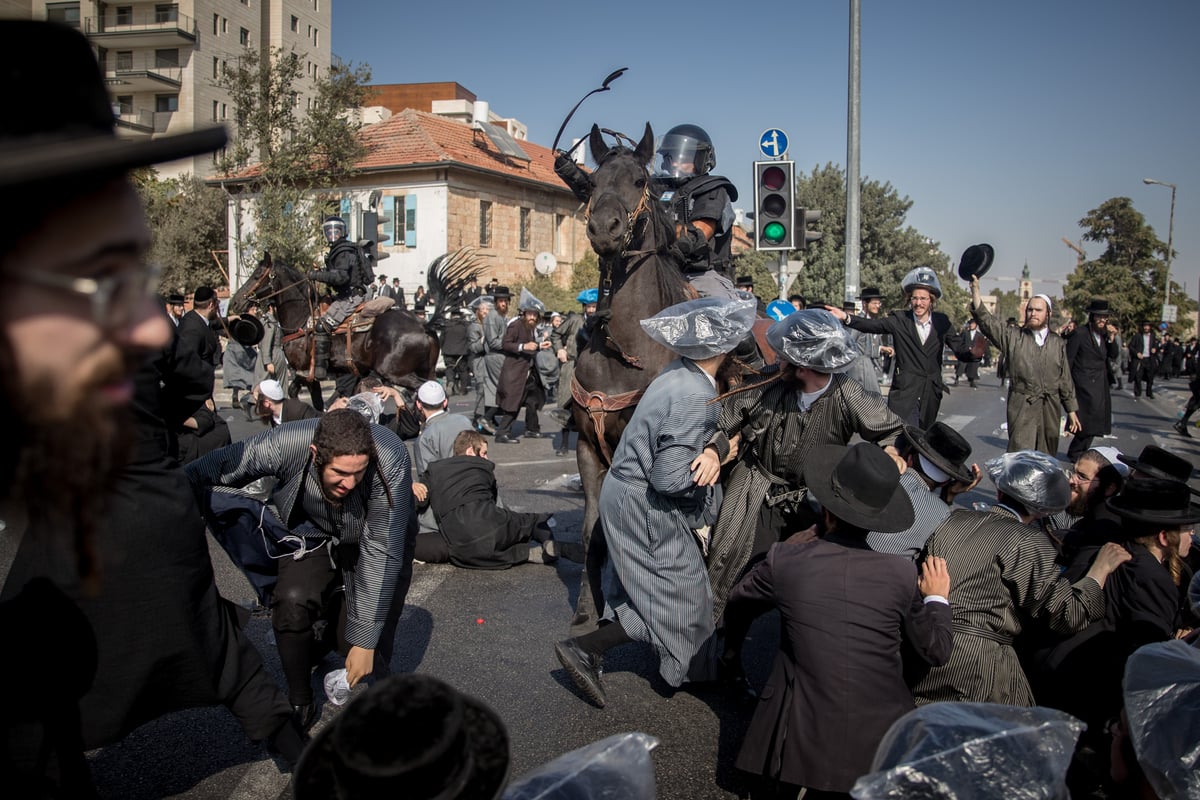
[939,415,975,431]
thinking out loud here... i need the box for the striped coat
[599,358,722,687]
[707,371,904,621]
[911,506,1105,706]
[185,419,416,650]
[867,469,954,560]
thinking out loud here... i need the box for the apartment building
[28,0,330,178]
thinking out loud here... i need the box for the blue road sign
[759,128,789,159]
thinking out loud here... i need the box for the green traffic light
[763,221,787,244]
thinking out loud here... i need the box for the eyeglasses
[14,264,161,329]
[1070,469,1099,485]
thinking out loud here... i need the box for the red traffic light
[760,165,787,192]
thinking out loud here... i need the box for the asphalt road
[85,364,1196,799]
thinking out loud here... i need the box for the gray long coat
[973,305,1077,455]
[707,371,904,621]
[600,359,723,687]
[480,310,508,407]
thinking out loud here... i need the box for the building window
[155,48,179,68]
[221,18,228,34]
[519,207,531,251]
[554,213,565,254]
[46,3,80,27]
[479,201,492,248]
[313,0,319,10]
[213,13,219,34]
[221,103,227,119]
[115,50,133,71]
[313,28,318,46]
[212,100,219,121]
[115,6,133,25]
[115,94,133,115]
[239,27,249,45]
[155,94,178,113]
[290,15,298,32]
[154,4,178,23]
[212,56,219,78]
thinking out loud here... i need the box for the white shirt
[797,379,833,413]
[914,316,932,344]
[1034,328,1049,347]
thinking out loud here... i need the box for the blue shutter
[405,194,417,247]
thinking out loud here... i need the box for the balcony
[104,53,182,92]
[112,105,155,135]
[85,9,197,49]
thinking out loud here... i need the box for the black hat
[842,301,858,313]
[1106,478,1200,526]
[230,315,264,346]
[193,286,216,305]
[1118,445,1194,484]
[294,674,510,800]
[805,300,828,310]
[735,275,754,287]
[904,422,974,485]
[1006,317,1018,325]
[492,285,512,300]
[166,293,186,305]
[957,243,995,281]
[805,443,914,532]
[787,294,806,304]
[1086,299,1112,316]
[859,287,883,301]
[0,22,227,192]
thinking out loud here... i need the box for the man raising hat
[1065,299,1121,461]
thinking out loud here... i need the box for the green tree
[216,48,371,269]
[1061,197,1195,336]
[786,163,969,324]
[133,169,227,294]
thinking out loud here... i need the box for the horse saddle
[332,297,396,334]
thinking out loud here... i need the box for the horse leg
[571,423,608,629]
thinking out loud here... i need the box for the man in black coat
[416,430,554,568]
[1129,320,1160,399]
[495,299,552,443]
[255,378,320,426]
[722,444,953,796]
[1065,299,1121,461]
[827,268,961,428]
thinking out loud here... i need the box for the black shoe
[556,444,569,457]
[554,639,606,707]
[264,718,309,769]
[475,417,496,435]
[1176,421,1192,438]
[291,702,318,732]
[495,433,520,444]
[1147,392,1156,399]
[541,537,558,564]
[526,430,554,439]
[549,408,572,426]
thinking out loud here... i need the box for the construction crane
[1062,237,1086,269]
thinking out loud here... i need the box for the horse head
[586,123,656,258]
[228,252,273,315]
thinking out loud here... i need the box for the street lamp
[1143,177,1176,315]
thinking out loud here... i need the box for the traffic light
[798,208,823,250]
[754,160,795,251]
[360,209,391,263]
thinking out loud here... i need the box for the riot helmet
[322,216,347,244]
[654,124,716,183]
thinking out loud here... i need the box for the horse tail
[424,247,484,333]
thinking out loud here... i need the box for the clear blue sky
[334,0,1199,302]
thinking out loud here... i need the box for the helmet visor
[654,133,703,179]
[323,220,346,243]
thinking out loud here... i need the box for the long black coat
[725,536,953,792]
[424,456,541,569]
[496,319,541,413]
[1065,326,1119,436]
[846,310,959,428]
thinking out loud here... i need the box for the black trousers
[272,547,343,705]
[1132,360,1156,397]
[496,371,546,437]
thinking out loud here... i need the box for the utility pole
[844,0,861,305]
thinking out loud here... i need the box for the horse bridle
[246,267,318,336]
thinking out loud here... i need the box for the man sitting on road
[416,430,556,568]
[255,378,320,427]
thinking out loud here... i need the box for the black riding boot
[313,331,332,381]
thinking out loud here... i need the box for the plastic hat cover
[765,308,860,372]
[1123,641,1200,800]
[639,297,757,360]
[984,450,1071,515]
[518,288,546,313]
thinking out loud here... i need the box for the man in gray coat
[410,380,473,531]
[970,275,1079,456]
[481,286,512,429]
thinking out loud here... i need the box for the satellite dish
[534,252,558,276]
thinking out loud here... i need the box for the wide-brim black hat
[805,443,914,532]
[230,315,264,347]
[1106,478,1200,526]
[904,422,974,485]
[166,293,186,305]
[295,674,510,800]
[1086,299,1112,316]
[958,243,995,281]
[0,21,227,192]
[1118,445,1195,484]
[492,285,512,300]
[859,286,883,301]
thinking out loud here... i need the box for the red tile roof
[216,109,567,190]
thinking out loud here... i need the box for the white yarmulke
[259,379,284,401]
[416,381,446,406]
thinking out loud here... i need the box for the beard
[1,342,135,584]
[1066,485,1101,518]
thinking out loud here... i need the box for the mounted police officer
[310,215,371,377]
[553,123,740,302]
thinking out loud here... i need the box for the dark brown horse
[229,249,480,404]
[570,123,691,627]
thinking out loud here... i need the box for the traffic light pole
[844,0,862,305]
[777,249,788,301]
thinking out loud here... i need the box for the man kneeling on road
[186,409,416,730]
[416,430,556,568]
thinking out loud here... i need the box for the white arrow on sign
[759,128,789,159]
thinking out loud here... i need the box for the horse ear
[588,124,609,164]
[635,123,655,166]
